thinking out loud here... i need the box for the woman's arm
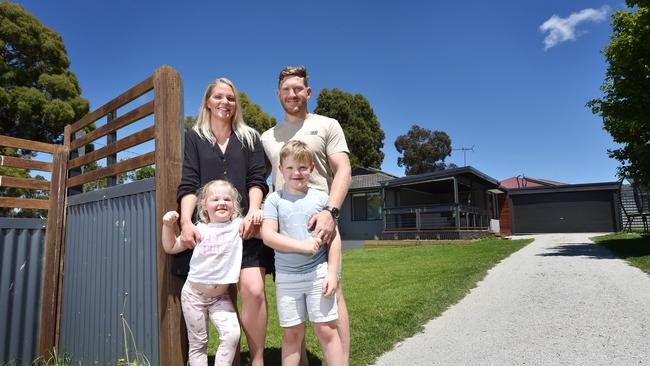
[240,185,264,239]
[179,193,201,248]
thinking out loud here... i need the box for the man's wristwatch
[323,206,340,221]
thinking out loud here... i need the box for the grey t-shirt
[263,188,328,274]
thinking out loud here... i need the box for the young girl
[162,179,243,366]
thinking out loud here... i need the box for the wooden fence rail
[0,65,184,364]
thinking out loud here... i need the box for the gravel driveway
[372,233,650,366]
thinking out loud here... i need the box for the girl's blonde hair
[197,180,242,223]
[194,77,260,151]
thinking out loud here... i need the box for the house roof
[380,166,500,188]
[507,181,620,195]
[500,176,567,189]
[350,167,399,191]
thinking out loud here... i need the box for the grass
[591,233,650,275]
[209,237,532,365]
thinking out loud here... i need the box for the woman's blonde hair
[197,180,242,223]
[193,78,260,150]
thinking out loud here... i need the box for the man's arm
[310,152,351,243]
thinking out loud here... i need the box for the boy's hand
[322,272,338,298]
[303,236,322,254]
[163,211,179,227]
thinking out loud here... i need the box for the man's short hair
[280,140,315,166]
[278,66,309,88]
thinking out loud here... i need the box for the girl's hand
[322,271,338,298]
[163,211,179,227]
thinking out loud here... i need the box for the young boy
[261,140,344,366]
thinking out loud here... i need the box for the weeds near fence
[31,348,77,365]
[118,293,151,366]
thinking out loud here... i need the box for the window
[351,191,382,221]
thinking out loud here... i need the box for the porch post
[453,177,460,230]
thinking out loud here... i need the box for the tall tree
[0,2,89,144]
[588,0,650,187]
[395,125,452,175]
[239,92,276,133]
[314,88,384,169]
[0,3,89,216]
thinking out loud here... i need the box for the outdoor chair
[619,179,642,232]
[632,185,650,232]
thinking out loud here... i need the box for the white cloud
[539,5,610,50]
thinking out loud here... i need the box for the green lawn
[591,233,650,275]
[210,237,532,365]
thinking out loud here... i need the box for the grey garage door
[511,190,617,234]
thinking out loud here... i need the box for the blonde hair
[278,66,309,88]
[279,140,315,166]
[194,78,260,150]
[197,180,242,223]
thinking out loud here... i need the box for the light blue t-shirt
[263,188,328,274]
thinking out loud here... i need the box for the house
[339,166,505,240]
[338,167,398,240]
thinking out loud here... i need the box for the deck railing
[384,203,491,231]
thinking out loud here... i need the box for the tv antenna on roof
[453,145,474,166]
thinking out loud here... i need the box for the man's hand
[180,222,201,249]
[308,210,336,244]
[240,208,263,239]
[322,271,338,298]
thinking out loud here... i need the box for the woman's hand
[240,208,263,240]
[180,221,201,249]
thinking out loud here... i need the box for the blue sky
[16,0,622,183]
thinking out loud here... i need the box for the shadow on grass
[208,348,323,366]
[594,234,650,260]
[537,242,619,259]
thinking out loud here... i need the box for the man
[261,66,351,365]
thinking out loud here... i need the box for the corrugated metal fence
[58,178,159,365]
[0,218,46,364]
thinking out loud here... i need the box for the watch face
[331,207,340,218]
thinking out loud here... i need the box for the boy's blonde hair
[196,180,242,223]
[279,140,315,166]
[278,66,309,88]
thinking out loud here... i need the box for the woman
[176,78,273,366]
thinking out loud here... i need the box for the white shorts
[275,262,338,328]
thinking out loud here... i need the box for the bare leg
[336,285,350,366]
[313,321,343,366]
[239,267,268,366]
[282,323,305,366]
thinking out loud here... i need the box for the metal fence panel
[59,179,159,365]
[0,218,46,365]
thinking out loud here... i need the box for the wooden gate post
[38,144,69,356]
[153,65,186,365]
